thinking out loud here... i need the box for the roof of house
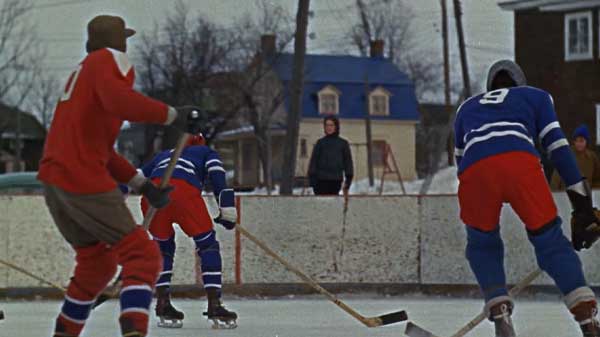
[0,103,46,139]
[268,53,419,121]
[499,0,600,11]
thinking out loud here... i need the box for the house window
[369,86,391,116]
[372,140,388,166]
[565,11,593,61]
[596,104,600,145]
[300,138,307,157]
[318,85,340,115]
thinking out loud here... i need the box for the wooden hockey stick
[0,257,66,292]
[236,224,407,328]
[93,132,191,309]
[405,268,543,337]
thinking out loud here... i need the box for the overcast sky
[23,0,513,102]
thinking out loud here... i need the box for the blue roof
[269,53,419,121]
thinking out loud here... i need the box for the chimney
[261,34,276,57]
[370,39,384,58]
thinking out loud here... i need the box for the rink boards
[1,193,600,289]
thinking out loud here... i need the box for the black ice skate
[572,301,600,337]
[489,300,516,337]
[203,288,237,329]
[155,288,184,329]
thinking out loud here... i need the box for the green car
[0,172,43,192]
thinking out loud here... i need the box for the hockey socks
[154,235,176,288]
[528,219,588,296]
[55,243,118,336]
[465,226,508,301]
[193,230,223,291]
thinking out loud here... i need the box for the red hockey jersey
[39,48,168,194]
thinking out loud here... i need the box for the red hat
[186,133,205,146]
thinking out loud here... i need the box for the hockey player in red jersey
[455,60,600,337]
[139,134,238,329]
[38,15,201,337]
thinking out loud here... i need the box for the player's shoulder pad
[513,86,554,106]
[456,94,482,115]
[104,48,132,77]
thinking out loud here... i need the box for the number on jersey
[479,88,509,105]
[60,65,83,102]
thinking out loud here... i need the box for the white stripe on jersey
[156,163,195,175]
[206,159,222,166]
[464,121,528,143]
[547,138,569,153]
[178,157,196,169]
[208,166,226,173]
[539,121,561,141]
[455,147,464,157]
[463,130,533,155]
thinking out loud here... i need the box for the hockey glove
[214,189,237,230]
[140,180,173,209]
[174,105,204,135]
[567,179,600,251]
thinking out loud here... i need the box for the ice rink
[0,296,582,337]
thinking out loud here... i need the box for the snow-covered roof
[499,0,600,11]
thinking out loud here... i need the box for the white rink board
[2,192,600,288]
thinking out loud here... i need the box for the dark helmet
[486,60,526,91]
[86,15,136,53]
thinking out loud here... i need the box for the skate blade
[157,318,183,329]
[209,318,237,329]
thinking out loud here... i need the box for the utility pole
[441,0,454,166]
[280,0,310,195]
[453,0,471,98]
[364,74,374,187]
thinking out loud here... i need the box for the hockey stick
[336,191,349,272]
[236,224,407,328]
[93,132,191,309]
[0,257,66,292]
[405,268,543,337]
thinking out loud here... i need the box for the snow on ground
[234,166,459,196]
[0,296,578,337]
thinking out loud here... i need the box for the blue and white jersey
[454,86,582,186]
[141,145,227,196]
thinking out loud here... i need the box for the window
[318,85,340,115]
[596,104,600,145]
[565,11,593,61]
[369,87,391,116]
[372,140,388,166]
[300,138,307,157]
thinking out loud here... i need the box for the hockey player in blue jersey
[455,60,600,337]
[139,134,238,329]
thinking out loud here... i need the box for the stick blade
[405,322,440,337]
[377,310,408,326]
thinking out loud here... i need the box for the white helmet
[486,60,526,91]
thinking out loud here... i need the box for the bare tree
[31,73,60,129]
[229,0,294,193]
[349,0,441,100]
[136,1,240,150]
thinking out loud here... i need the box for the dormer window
[565,11,593,61]
[369,86,391,116]
[318,85,340,115]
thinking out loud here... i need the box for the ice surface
[0,296,579,337]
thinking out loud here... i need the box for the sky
[18,0,514,103]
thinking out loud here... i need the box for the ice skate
[204,288,237,329]
[489,300,516,337]
[155,288,184,328]
[571,301,600,337]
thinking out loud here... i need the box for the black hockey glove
[567,179,600,251]
[174,105,204,135]
[140,180,173,209]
